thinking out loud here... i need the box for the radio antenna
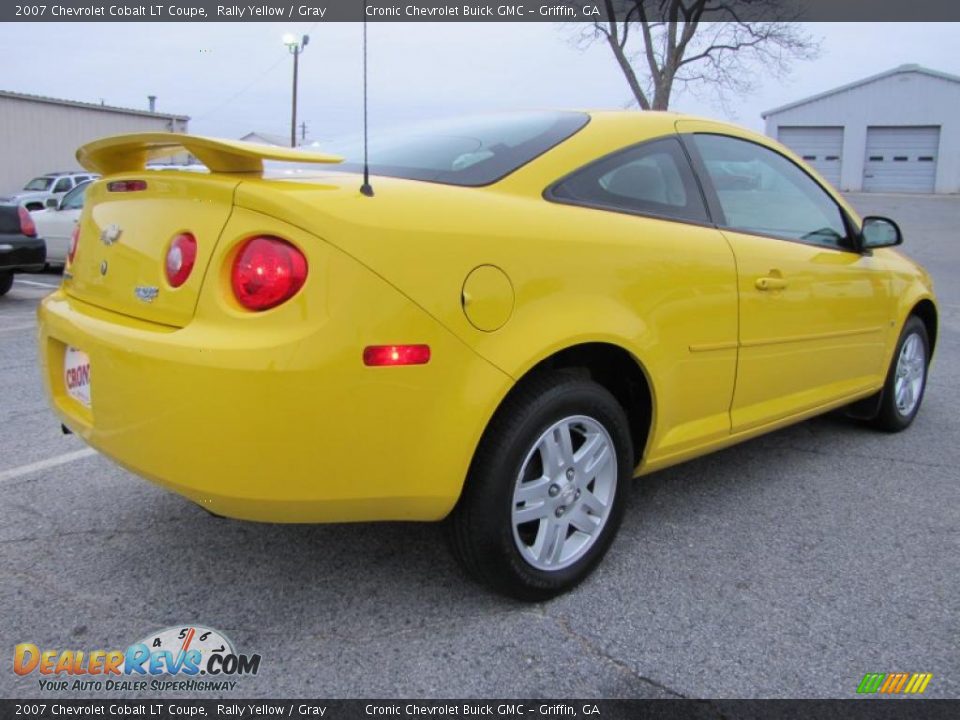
[359,0,374,197]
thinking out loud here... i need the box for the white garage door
[863,126,940,193]
[778,126,844,188]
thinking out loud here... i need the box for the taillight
[107,180,147,192]
[363,345,431,367]
[68,225,80,263]
[18,206,36,237]
[231,236,307,311]
[165,232,197,288]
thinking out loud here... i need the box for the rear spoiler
[76,133,343,175]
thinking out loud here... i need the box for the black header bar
[4,0,960,22]
[3,699,960,720]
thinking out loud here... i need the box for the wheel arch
[485,341,655,469]
[911,298,938,357]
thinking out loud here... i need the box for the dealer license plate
[64,346,92,408]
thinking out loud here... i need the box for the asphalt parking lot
[1,193,957,700]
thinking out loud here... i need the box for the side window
[550,137,709,224]
[53,177,73,193]
[692,134,850,249]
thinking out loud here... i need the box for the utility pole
[282,34,310,148]
[300,121,308,144]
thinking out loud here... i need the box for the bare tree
[584,0,820,112]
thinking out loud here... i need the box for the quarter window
[549,137,709,224]
[692,134,849,250]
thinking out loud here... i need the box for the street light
[283,33,309,148]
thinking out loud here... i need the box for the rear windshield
[315,111,589,186]
[23,177,53,191]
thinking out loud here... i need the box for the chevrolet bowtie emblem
[100,224,123,246]
[134,286,159,303]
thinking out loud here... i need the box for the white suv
[2,171,99,211]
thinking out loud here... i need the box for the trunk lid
[66,132,343,327]
[66,175,237,327]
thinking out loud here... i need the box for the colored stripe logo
[857,673,933,694]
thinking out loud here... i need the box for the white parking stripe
[0,448,97,483]
[14,279,60,289]
[0,323,36,333]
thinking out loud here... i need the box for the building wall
[764,72,960,193]
[0,95,187,194]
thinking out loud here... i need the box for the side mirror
[861,216,902,249]
[45,197,59,210]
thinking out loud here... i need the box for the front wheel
[873,316,930,432]
[448,372,633,601]
[0,272,13,297]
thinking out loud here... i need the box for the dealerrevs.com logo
[14,625,261,693]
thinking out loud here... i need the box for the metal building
[240,131,290,147]
[0,91,188,194]
[763,65,960,194]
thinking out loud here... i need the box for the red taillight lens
[363,345,431,367]
[231,236,307,311]
[165,232,197,288]
[107,180,148,192]
[18,206,36,237]
[68,225,80,263]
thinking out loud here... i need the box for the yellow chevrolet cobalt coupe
[39,112,936,599]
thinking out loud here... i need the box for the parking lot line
[0,323,36,334]
[14,279,60,289]
[0,448,97,484]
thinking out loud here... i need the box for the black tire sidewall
[878,316,929,431]
[465,376,633,598]
[0,272,12,296]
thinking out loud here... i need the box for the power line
[192,54,287,121]
[194,23,320,122]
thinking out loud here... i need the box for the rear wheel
[873,316,930,432]
[448,372,633,601]
[0,272,13,297]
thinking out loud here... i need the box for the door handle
[755,276,787,291]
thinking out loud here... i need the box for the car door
[547,135,739,460]
[40,182,87,263]
[681,129,893,433]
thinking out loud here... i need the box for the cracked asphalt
[1,194,957,700]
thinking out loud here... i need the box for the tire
[448,371,633,601]
[0,272,12,297]
[872,316,930,432]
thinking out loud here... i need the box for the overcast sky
[2,22,957,143]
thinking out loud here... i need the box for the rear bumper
[38,258,511,523]
[0,235,45,271]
